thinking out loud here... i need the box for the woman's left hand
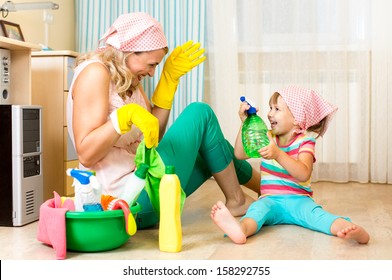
[163,40,206,81]
[152,41,206,110]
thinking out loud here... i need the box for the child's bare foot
[211,201,247,244]
[336,225,370,244]
[225,194,254,217]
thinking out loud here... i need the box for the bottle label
[83,203,103,212]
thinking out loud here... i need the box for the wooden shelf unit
[0,37,40,104]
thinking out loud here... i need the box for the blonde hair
[270,92,328,138]
[75,46,168,99]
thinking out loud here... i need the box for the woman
[67,12,259,228]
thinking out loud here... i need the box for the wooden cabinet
[31,51,79,200]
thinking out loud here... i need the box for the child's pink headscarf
[276,85,338,136]
[99,12,168,52]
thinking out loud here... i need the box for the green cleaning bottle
[240,96,270,158]
[159,165,182,253]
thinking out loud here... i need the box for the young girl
[211,85,370,244]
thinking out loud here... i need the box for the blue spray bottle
[66,169,103,212]
[240,96,270,158]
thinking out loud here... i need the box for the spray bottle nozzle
[240,96,257,114]
[66,168,94,185]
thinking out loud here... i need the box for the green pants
[136,102,253,228]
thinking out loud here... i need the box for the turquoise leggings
[242,195,351,235]
[136,102,253,228]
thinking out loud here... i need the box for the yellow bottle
[159,165,182,252]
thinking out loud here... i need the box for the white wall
[1,0,75,50]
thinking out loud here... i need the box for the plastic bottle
[120,163,149,206]
[159,165,182,253]
[66,168,103,212]
[240,96,270,158]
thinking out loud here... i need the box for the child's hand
[238,101,250,122]
[259,132,281,160]
[239,101,261,123]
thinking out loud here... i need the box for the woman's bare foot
[336,225,370,244]
[210,201,247,244]
[225,194,254,217]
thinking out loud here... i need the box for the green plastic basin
[65,203,141,252]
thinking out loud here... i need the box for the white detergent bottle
[120,163,149,206]
[66,168,103,212]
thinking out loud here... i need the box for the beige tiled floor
[1,180,392,260]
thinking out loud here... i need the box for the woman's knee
[186,102,213,116]
[180,102,218,128]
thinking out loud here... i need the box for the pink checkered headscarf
[100,12,168,52]
[276,85,338,136]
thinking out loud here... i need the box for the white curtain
[370,0,392,184]
[74,0,391,184]
[206,0,391,184]
[75,0,206,126]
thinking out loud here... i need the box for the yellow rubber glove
[152,40,206,109]
[110,103,159,148]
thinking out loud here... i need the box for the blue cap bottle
[66,169,103,212]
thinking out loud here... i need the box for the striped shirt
[260,133,316,197]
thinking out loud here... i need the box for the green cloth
[135,140,186,216]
